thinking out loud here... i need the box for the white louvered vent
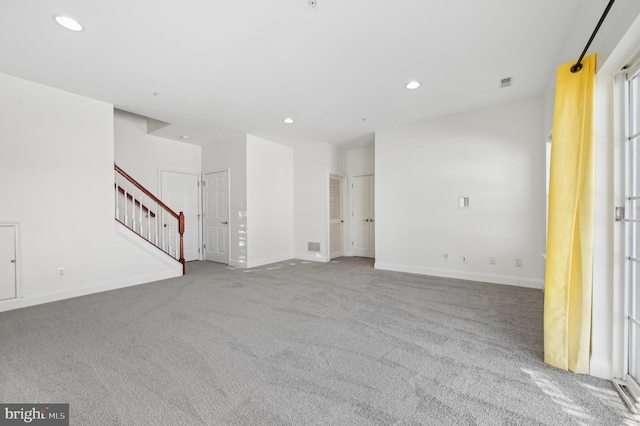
[308,242,321,252]
[500,77,512,88]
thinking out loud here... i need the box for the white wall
[293,143,343,261]
[202,135,248,267]
[246,135,294,267]
[375,98,545,289]
[346,146,375,177]
[0,73,182,312]
[114,110,201,195]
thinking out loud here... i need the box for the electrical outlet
[462,255,468,263]
[515,259,523,267]
[58,267,65,277]
[443,253,449,261]
[489,257,496,265]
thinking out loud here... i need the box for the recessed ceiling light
[405,81,421,90]
[181,135,189,139]
[54,16,83,32]
[284,118,294,124]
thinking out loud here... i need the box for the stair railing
[114,164,185,274]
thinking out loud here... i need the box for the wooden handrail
[115,163,185,275]
[114,164,180,220]
[115,185,156,217]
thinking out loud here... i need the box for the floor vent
[308,242,320,252]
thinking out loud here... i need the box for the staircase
[114,164,185,275]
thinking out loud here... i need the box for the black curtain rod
[571,0,616,73]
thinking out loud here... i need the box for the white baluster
[147,195,151,240]
[161,210,166,252]
[167,214,172,256]
[123,181,129,227]
[173,217,177,258]
[138,190,143,236]
[175,217,179,259]
[131,187,135,230]
[115,171,119,221]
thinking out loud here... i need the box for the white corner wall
[114,110,201,194]
[346,146,375,177]
[294,143,343,261]
[202,135,248,267]
[0,73,182,312]
[375,98,545,289]
[246,135,294,267]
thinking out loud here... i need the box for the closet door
[351,175,375,258]
[0,226,16,301]
[330,176,344,259]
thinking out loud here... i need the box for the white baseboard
[246,254,294,269]
[590,357,613,379]
[294,252,329,263]
[373,263,544,290]
[0,269,181,313]
[229,259,246,268]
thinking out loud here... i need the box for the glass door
[625,68,640,393]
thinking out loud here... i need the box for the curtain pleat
[544,53,596,374]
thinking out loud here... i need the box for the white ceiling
[0,0,582,147]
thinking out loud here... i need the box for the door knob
[222,221,228,225]
[10,259,15,263]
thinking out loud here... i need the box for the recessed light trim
[181,135,189,140]
[283,118,294,124]
[405,81,421,90]
[54,15,83,32]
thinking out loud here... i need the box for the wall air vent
[308,242,320,252]
[500,77,512,88]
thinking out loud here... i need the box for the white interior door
[0,226,16,301]
[161,171,200,262]
[204,171,229,264]
[330,176,344,259]
[351,175,375,258]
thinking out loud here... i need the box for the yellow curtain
[544,53,596,374]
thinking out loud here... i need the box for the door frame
[349,174,375,258]
[328,173,347,260]
[203,169,231,265]
[606,17,640,408]
[159,169,203,261]
[0,222,22,300]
